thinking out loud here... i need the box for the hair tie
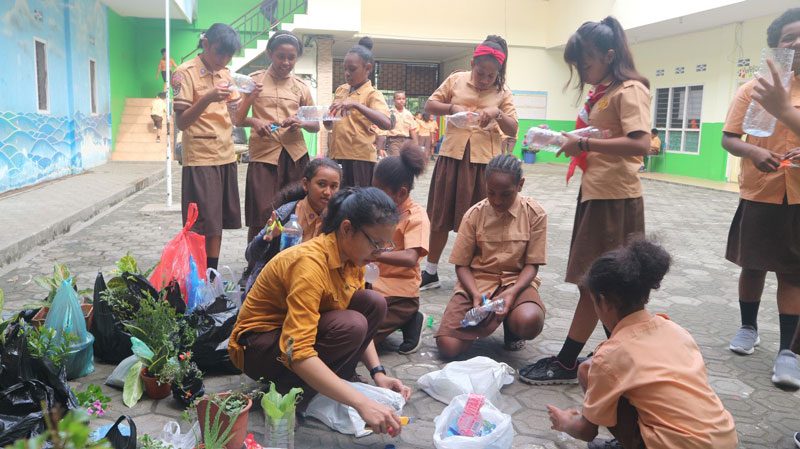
[473,44,506,65]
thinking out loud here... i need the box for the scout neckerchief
[566,83,612,185]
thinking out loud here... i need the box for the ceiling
[331,37,474,63]
[100,0,193,22]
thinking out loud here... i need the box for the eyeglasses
[360,228,395,253]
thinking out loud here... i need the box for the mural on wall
[0,0,111,194]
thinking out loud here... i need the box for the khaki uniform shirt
[330,80,391,162]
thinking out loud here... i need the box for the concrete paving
[1,161,798,448]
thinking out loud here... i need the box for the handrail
[181,0,307,65]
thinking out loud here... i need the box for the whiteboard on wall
[512,90,547,120]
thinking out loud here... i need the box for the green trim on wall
[648,123,727,181]
[512,119,575,163]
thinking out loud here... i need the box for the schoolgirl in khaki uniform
[172,23,243,271]
[325,37,393,187]
[384,91,418,156]
[420,35,518,291]
[519,16,652,385]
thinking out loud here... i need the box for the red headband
[473,44,506,65]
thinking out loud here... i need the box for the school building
[0,0,796,194]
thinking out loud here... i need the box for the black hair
[161,48,166,53]
[564,16,649,102]
[157,92,166,99]
[321,187,398,234]
[347,36,375,67]
[267,30,303,56]
[651,128,658,134]
[768,8,800,47]
[394,91,406,98]
[197,23,241,56]
[422,112,431,121]
[374,141,426,193]
[583,238,671,317]
[473,35,508,91]
[485,153,522,185]
[272,158,342,208]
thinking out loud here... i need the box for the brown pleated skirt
[426,143,487,233]
[564,190,646,284]
[725,197,800,273]
[337,159,376,188]
[244,149,309,228]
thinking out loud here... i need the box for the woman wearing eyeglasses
[229,187,411,437]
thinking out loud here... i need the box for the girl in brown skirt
[236,30,318,277]
[519,16,651,385]
[325,37,393,187]
[420,35,518,291]
[436,155,546,358]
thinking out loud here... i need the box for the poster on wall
[512,90,547,120]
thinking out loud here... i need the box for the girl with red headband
[420,35,519,295]
[519,17,652,395]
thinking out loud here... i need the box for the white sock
[424,262,438,275]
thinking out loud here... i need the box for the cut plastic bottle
[446,111,496,130]
[522,126,612,152]
[742,47,796,137]
[297,105,343,122]
[365,263,380,284]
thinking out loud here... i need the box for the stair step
[121,114,160,124]
[111,151,167,162]
[127,98,161,107]
[118,122,172,133]
[116,131,172,144]
[115,141,169,152]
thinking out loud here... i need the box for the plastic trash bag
[0,380,56,444]
[149,202,207,299]
[44,279,94,380]
[186,295,239,374]
[106,355,139,389]
[433,394,513,449]
[91,272,133,364]
[158,420,200,449]
[305,381,405,437]
[417,356,514,407]
[186,255,204,312]
[165,279,186,314]
[104,415,137,449]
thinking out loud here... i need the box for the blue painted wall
[0,0,111,193]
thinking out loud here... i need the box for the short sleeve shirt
[583,311,738,449]
[448,196,546,296]
[247,70,314,164]
[722,76,800,205]
[373,198,430,298]
[294,197,323,242]
[386,108,418,137]
[172,55,242,166]
[151,98,166,117]
[429,71,518,164]
[581,80,651,202]
[330,80,391,162]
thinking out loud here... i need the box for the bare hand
[751,59,794,120]
[252,118,272,137]
[203,86,233,104]
[329,101,359,118]
[477,106,500,128]
[374,374,412,401]
[546,405,579,432]
[356,399,402,436]
[492,291,516,319]
[556,132,582,158]
[783,147,800,163]
[262,211,282,242]
[750,147,781,172]
[449,104,466,115]
[246,82,263,101]
[472,293,485,309]
[378,149,387,158]
[282,115,303,131]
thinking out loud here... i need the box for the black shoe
[399,312,425,354]
[587,438,622,449]
[238,266,252,289]
[794,432,800,448]
[420,271,440,291]
[518,356,580,385]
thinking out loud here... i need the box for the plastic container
[461,297,505,327]
[522,126,612,152]
[365,263,380,284]
[742,47,796,137]
[280,214,303,251]
[446,111,495,130]
[522,151,536,164]
[297,105,343,122]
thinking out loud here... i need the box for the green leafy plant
[137,435,174,449]
[73,383,111,408]
[110,252,160,278]
[6,405,111,449]
[26,323,79,367]
[163,352,202,392]
[182,393,250,449]
[32,263,92,305]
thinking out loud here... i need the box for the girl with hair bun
[420,34,519,292]
[547,239,738,449]
[325,36,393,187]
[371,141,431,354]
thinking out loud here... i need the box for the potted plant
[31,263,93,329]
[190,391,254,449]
[168,352,205,407]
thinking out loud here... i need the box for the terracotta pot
[196,393,253,449]
[141,367,172,399]
[32,304,94,330]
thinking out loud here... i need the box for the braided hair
[485,154,523,184]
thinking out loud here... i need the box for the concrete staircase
[111,98,171,162]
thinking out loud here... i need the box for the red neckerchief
[566,83,611,184]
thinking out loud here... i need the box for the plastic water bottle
[523,126,612,152]
[742,47,796,137]
[279,214,303,251]
[461,296,505,327]
[218,73,256,93]
[446,111,495,129]
[297,105,343,122]
[365,263,380,284]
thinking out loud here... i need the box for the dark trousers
[241,289,386,408]
[610,397,646,449]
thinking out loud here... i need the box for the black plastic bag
[0,380,55,445]
[165,280,186,315]
[90,273,133,364]
[105,415,137,449]
[171,370,205,408]
[122,272,159,302]
[186,295,240,374]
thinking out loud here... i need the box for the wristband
[578,137,585,152]
[586,138,591,152]
[495,110,503,120]
[369,365,387,379]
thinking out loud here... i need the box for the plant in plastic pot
[190,392,253,449]
[30,263,93,329]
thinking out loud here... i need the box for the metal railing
[181,0,307,64]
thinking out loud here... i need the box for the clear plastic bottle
[279,214,303,251]
[297,105,343,122]
[461,297,505,327]
[523,126,612,152]
[365,263,380,284]
[742,47,796,137]
[446,111,495,129]
[220,73,256,93]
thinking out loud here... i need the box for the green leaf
[123,361,144,407]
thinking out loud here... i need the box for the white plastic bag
[304,381,405,437]
[206,267,242,308]
[105,355,138,388]
[417,356,515,406]
[433,394,514,449]
[157,420,200,449]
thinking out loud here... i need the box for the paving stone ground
[2,162,799,448]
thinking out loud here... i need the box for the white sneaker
[729,325,760,355]
[772,349,800,389]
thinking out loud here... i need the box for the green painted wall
[108,9,140,149]
[512,119,575,163]
[647,123,727,181]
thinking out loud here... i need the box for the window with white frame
[654,85,703,153]
[89,58,98,114]
[34,38,48,112]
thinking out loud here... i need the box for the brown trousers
[386,136,411,156]
[240,289,386,408]
[374,296,419,344]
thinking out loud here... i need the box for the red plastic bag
[149,203,207,300]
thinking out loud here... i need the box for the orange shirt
[228,232,365,370]
[723,75,800,204]
[386,107,418,137]
[650,135,662,153]
[448,196,546,297]
[172,55,242,166]
[330,80,391,162]
[373,197,430,298]
[246,70,314,164]
[417,118,438,137]
[582,80,651,202]
[583,310,738,449]
[428,71,517,164]
[294,197,323,241]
